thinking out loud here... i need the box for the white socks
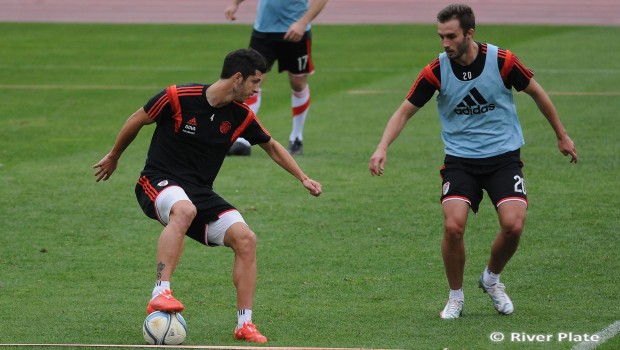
[290,85,310,142]
[241,85,311,143]
[447,267,500,301]
[237,309,253,327]
[152,281,170,299]
[483,266,500,286]
[449,288,464,301]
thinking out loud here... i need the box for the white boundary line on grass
[571,320,620,350]
[1,84,620,97]
[0,84,160,91]
[346,90,620,96]
[0,345,400,350]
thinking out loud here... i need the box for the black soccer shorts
[249,30,314,75]
[439,150,528,213]
[135,175,236,245]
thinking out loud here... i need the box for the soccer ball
[143,311,187,345]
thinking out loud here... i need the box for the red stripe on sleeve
[500,49,514,81]
[146,94,169,120]
[177,86,204,97]
[165,85,183,133]
[514,58,534,79]
[230,102,270,142]
[407,59,440,99]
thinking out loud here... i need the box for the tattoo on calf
[156,262,165,285]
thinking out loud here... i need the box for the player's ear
[233,72,244,84]
[466,28,474,39]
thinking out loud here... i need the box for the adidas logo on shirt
[454,87,495,115]
[183,117,197,135]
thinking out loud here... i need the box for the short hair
[220,48,268,80]
[437,4,476,33]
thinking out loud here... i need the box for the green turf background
[0,23,618,349]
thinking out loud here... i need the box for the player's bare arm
[259,138,322,196]
[523,78,578,163]
[284,0,329,42]
[224,0,244,21]
[369,101,419,176]
[93,107,155,182]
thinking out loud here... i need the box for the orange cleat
[146,289,184,314]
[234,322,268,343]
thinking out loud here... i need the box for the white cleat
[440,298,464,319]
[479,276,514,315]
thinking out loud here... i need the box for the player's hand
[302,178,322,197]
[224,4,239,21]
[558,135,578,163]
[284,21,306,42]
[369,149,387,176]
[93,153,119,182]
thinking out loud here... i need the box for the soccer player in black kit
[94,48,322,343]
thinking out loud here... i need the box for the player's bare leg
[479,200,526,315]
[442,200,470,289]
[147,200,195,314]
[488,201,526,273]
[439,200,469,318]
[224,223,258,310]
[224,223,267,343]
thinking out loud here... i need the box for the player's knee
[227,227,257,254]
[444,219,466,240]
[501,220,524,238]
[497,200,526,237]
[169,201,197,229]
[237,230,257,252]
[289,76,308,91]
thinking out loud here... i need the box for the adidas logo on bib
[454,87,495,115]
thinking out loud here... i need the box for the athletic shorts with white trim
[249,30,314,74]
[439,149,528,213]
[135,175,242,246]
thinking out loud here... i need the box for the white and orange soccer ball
[143,311,187,345]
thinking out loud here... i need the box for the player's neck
[454,41,479,67]
[205,80,233,107]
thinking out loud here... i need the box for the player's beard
[232,84,249,103]
[446,35,469,61]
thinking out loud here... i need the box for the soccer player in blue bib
[369,4,578,319]
[225,0,328,155]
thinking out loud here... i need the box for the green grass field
[0,22,619,349]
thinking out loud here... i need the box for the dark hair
[437,4,475,33]
[220,48,267,80]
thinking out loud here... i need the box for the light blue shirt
[254,0,310,33]
[436,44,524,158]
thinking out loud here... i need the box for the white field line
[345,90,620,96]
[0,345,401,350]
[2,64,619,75]
[0,84,617,97]
[0,84,160,91]
[571,320,620,350]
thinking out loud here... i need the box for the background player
[225,0,329,155]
